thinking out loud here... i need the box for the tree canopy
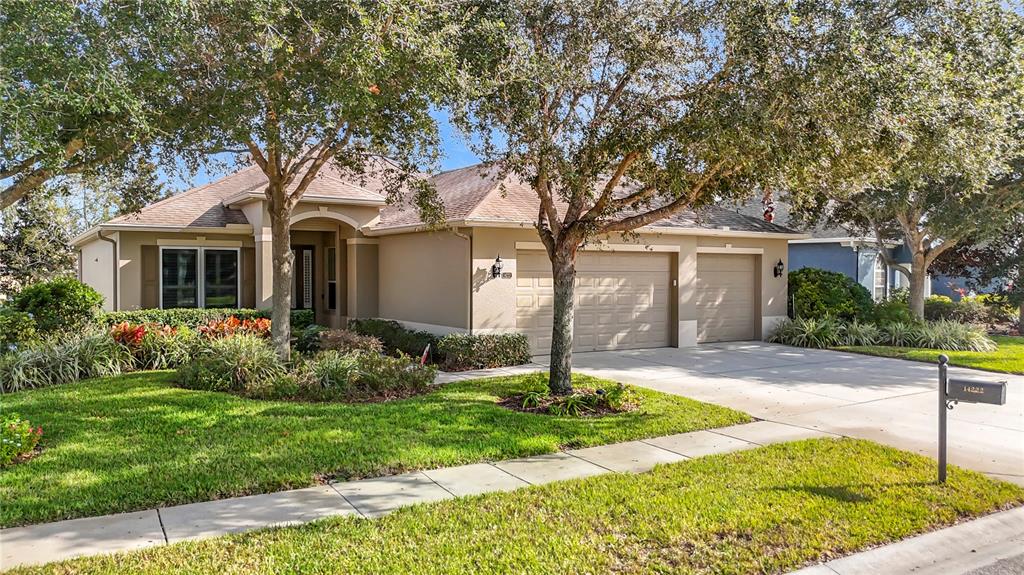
[787,0,1024,318]
[450,0,889,391]
[0,0,196,209]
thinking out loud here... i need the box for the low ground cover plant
[437,333,531,371]
[176,334,286,393]
[1,413,42,467]
[770,316,997,351]
[503,374,642,416]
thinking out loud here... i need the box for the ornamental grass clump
[176,334,285,393]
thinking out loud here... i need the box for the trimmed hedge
[101,308,314,330]
[788,268,873,321]
[437,333,531,371]
[348,319,438,360]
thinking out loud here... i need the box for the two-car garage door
[516,250,671,353]
[515,250,758,354]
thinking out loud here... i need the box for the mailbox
[946,378,1007,406]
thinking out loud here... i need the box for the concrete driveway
[537,342,1024,485]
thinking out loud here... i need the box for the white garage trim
[515,241,680,253]
[696,246,764,254]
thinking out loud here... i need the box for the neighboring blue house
[732,199,960,300]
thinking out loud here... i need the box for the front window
[161,249,199,308]
[160,247,239,309]
[203,249,239,308]
[873,256,887,301]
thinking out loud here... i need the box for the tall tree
[452,0,869,393]
[932,210,1024,328]
[788,0,1024,319]
[0,188,78,293]
[0,0,194,209]
[175,0,453,358]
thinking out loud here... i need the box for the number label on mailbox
[946,379,1007,406]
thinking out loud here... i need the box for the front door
[291,246,314,310]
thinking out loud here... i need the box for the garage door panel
[696,254,757,343]
[516,250,671,354]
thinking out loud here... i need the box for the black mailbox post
[937,354,1008,483]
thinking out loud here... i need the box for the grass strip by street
[13,438,1023,575]
[838,335,1024,375]
[0,371,749,527]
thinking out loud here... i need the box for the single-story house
[732,199,940,300]
[72,163,805,354]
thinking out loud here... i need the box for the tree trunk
[269,207,294,361]
[908,253,927,320]
[548,245,577,395]
[1018,305,1023,332]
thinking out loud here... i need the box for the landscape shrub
[437,333,531,371]
[318,329,384,355]
[295,325,328,353]
[0,309,38,351]
[293,350,360,399]
[841,320,882,346]
[1,413,42,467]
[349,319,438,360]
[917,320,997,352]
[176,335,285,393]
[767,316,845,348]
[975,294,1017,324]
[136,326,199,370]
[0,331,131,393]
[101,308,314,331]
[787,268,873,321]
[880,322,924,347]
[348,351,437,400]
[197,316,271,339]
[870,297,916,325]
[10,277,103,333]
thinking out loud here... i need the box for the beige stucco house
[72,163,805,353]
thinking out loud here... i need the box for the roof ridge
[108,165,259,223]
[462,164,511,222]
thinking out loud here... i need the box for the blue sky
[165,110,482,191]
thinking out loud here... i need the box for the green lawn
[0,371,749,527]
[15,439,1023,575]
[839,335,1024,375]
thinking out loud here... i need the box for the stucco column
[677,237,698,347]
[254,227,274,309]
[346,238,379,319]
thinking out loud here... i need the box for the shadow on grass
[769,480,936,503]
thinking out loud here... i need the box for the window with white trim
[873,255,887,301]
[160,247,239,309]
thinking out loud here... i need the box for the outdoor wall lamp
[491,254,504,279]
[773,259,785,278]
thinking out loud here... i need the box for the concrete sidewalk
[1,420,829,570]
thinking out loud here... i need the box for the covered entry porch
[251,207,381,329]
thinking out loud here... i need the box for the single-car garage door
[516,250,671,354]
[696,253,758,343]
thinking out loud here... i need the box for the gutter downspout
[97,230,119,311]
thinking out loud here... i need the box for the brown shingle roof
[376,163,799,235]
[107,163,388,228]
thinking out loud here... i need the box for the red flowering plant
[110,322,147,348]
[198,316,271,339]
